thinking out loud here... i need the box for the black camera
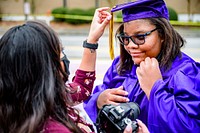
[96,102,140,133]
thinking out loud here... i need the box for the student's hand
[136,57,162,99]
[87,7,112,44]
[97,86,129,109]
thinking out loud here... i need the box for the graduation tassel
[109,12,114,60]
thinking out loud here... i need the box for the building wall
[0,0,24,14]
[34,0,62,14]
[0,0,200,15]
[165,0,200,14]
[0,0,62,14]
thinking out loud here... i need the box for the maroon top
[42,117,72,133]
[42,117,94,133]
[42,69,96,133]
[67,69,96,104]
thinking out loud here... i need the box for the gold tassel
[109,12,114,60]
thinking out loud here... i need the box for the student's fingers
[108,86,129,102]
[109,94,129,103]
[101,14,112,27]
[97,87,129,108]
[110,86,128,95]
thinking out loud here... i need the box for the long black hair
[0,20,82,133]
[116,18,185,75]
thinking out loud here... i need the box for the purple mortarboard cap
[111,0,169,22]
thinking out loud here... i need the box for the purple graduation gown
[84,52,200,133]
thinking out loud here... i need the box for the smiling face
[123,19,163,65]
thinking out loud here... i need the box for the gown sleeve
[148,61,200,133]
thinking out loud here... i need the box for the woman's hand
[123,119,150,133]
[79,7,111,71]
[136,119,150,133]
[136,57,162,99]
[87,7,112,44]
[97,86,129,109]
[123,124,132,133]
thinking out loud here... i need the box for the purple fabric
[111,0,169,22]
[84,52,200,133]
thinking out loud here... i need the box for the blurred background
[0,0,200,22]
[0,0,200,82]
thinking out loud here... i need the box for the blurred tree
[188,0,200,22]
[63,0,67,7]
[95,0,99,8]
[168,7,178,21]
[31,0,35,15]
[187,0,192,21]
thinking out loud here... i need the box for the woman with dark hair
[0,7,112,133]
[84,0,200,133]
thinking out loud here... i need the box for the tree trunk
[187,0,192,21]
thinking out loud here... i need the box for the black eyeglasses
[117,28,157,46]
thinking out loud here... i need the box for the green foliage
[116,11,122,18]
[167,7,178,21]
[85,8,96,16]
[51,7,68,22]
[51,7,95,24]
[65,8,94,24]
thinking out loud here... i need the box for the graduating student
[84,0,200,132]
